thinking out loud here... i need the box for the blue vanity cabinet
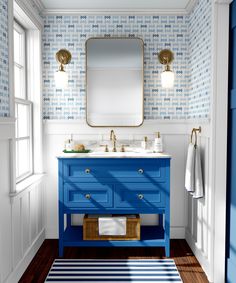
[58,157,171,257]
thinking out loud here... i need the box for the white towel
[191,145,204,198]
[98,217,127,236]
[185,143,195,192]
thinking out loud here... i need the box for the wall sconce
[55,49,72,89]
[158,49,175,88]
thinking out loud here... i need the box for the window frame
[14,20,34,183]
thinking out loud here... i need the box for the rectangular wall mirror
[86,38,144,127]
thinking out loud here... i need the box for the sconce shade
[55,70,68,89]
[55,49,71,89]
[158,49,175,88]
[161,69,175,88]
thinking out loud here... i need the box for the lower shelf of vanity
[63,225,166,247]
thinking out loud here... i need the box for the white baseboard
[185,228,212,282]
[45,227,58,239]
[171,227,185,239]
[5,229,45,283]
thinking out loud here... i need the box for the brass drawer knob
[85,168,91,174]
[138,168,144,174]
[138,194,144,200]
[85,194,91,199]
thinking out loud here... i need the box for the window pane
[14,65,25,99]
[14,26,25,66]
[15,103,18,137]
[14,29,21,65]
[17,104,30,138]
[16,139,30,178]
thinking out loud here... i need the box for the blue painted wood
[58,157,171,257]
[59,160,64,257]
[64,183,113,208]
[227,2,236,281]
[63,226,166,247]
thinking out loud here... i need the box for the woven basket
[83,214,140,240]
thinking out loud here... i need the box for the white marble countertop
[57,151,171,158]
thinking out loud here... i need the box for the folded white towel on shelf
[98,217,127,236]
[185,143,195,192]
[191,145,204,199]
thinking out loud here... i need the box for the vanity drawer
[115,183,166,209]
[64,183,113,208]
[63,159,166,181]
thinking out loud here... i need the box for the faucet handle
[120,145,130,152]
[100,144,109,152]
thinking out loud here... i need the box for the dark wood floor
[19,239,209,283]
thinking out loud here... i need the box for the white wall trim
[185,0,197,13]
[186,228,212,282]
[210,1,230,283]
[14,0,43,29]
[33,0,199,15]
[214,0,233,4]
[32,0,45,13]
[10,174,46,199]
[43,8,190,15]
[171,227,186,239]
[0,118,15,124]
[43,120,211,137]
[0,121,15,140]
[4,229,45,283]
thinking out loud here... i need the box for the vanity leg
[67,214,71,227]
[159,214,163,228]
[59,211,64,257]
[164,210,170,257]
[59,242,64,257]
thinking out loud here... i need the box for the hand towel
[185,143,195,192]
[191,145,204,198]
[98,217,126,236]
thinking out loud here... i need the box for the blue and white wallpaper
[42,15,190,120]
[0,0,213,120]
[188,0,212,119]
[42,0,211,121]
[0,0,9,117]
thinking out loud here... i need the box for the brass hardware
[85,37,144,128]
[138,169,144,174]
[85,194,91,199]
[120,145,130,152]
[56,49,72,66]
[138,194,144,200]
[85,168,91,174]
[100,145,109,152]
[191,126,202,147]
[158,49,174,65]
[110,130,117,152]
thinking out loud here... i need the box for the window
[14,21,33,182]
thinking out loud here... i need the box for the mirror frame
[85,37,144,127]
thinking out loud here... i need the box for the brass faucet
[110,130,117,152]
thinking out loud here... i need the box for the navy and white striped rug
[45,259,183,282]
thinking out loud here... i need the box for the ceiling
[39,0,193,11]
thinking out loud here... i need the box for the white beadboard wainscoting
[0,120,45,283]
[43,119,212,280]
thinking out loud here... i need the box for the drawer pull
[138,194,144,200]
[138,169,144,174]
[85,168,91,174]
[85,194,91,199]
